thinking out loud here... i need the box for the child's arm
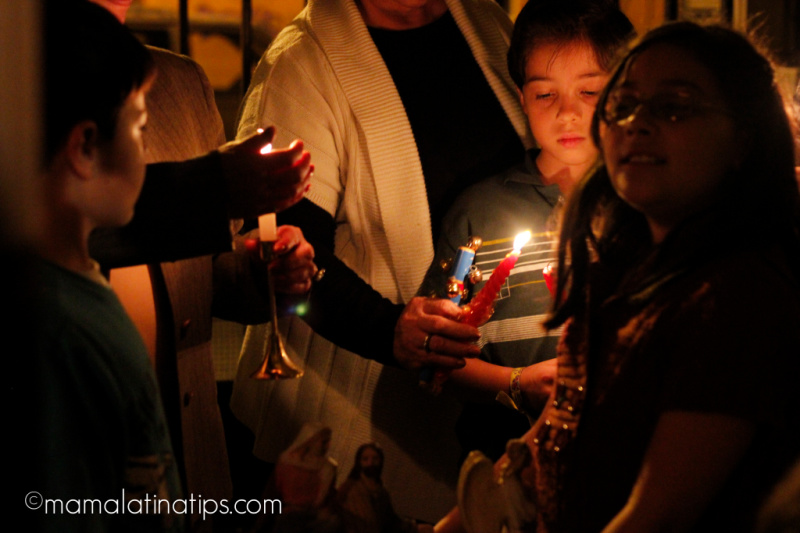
[445,358,557,413]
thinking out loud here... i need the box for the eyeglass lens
[604,92,699,124]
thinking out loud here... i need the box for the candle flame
[513,231,532,253]
[260,142,273,155]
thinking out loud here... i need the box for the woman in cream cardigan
[232,0,532,521]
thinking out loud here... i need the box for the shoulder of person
[146,46,200,74]
[261,9,324,65]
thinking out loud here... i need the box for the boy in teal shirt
[25,3,178,531]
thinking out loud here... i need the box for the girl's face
[600,43,742,242]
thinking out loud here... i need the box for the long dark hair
[546,22,800,329]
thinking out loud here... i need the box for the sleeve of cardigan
[277,199,403,367]
[236,28,344,219]
[89,153,232,269]
[237,27,402,364]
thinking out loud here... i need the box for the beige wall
[509,0,667,31]
[132,0,304,37]
[620,0,667,35]
[127,0,305,91]
[0,0,42,245]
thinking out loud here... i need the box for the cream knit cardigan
[232,0,531,521]
[237,0,531,304]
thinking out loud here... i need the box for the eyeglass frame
[598,88,735,126]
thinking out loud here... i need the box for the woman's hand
[393,297,481,371]
[268,225,317,295]
[242,225,317,295]
[219,127,313,218]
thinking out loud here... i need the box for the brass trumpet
[251,215,303,380]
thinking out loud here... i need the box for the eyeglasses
[600,90,733,126]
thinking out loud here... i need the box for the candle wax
[460,251,519,327]
[542,263,556,298]
[258,213,277,242]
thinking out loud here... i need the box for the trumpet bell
[249,237,305,381]
[251,325,304,380]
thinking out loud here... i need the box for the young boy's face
[95,86,148,227]
[520,40,608,178]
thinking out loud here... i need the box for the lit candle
[542,262,556,298]
[460,231,531,327]
[257,128,272,154]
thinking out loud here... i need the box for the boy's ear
[64,120,100,180]
[517,86,526,109]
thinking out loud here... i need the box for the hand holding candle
[460,231,531,327]
[420,236,482,388]
[244,216,317,296]
[250,212,304,380]
[427,232,532,393]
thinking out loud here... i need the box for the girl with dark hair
[518,22,800,533]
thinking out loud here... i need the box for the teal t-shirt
[29,259,182,532]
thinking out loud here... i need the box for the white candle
[258,213,277,242]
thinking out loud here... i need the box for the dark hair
[347,442,384,481]
[547,22,800,328]
[507,0,635,90]
[44,0,154,164]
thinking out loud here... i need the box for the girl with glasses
[469,22,800,533]
[436,19,800,533]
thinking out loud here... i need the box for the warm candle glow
[256,128,273,154]
[513,230,532,253]
[460,231,530,328]
[429,231,532,391]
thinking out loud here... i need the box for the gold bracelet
[509,367,526,414]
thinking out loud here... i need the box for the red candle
[460,231,531,327]
[542,262,556,298]
[425,232,533,394]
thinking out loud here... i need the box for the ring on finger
[423,334,433,353]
